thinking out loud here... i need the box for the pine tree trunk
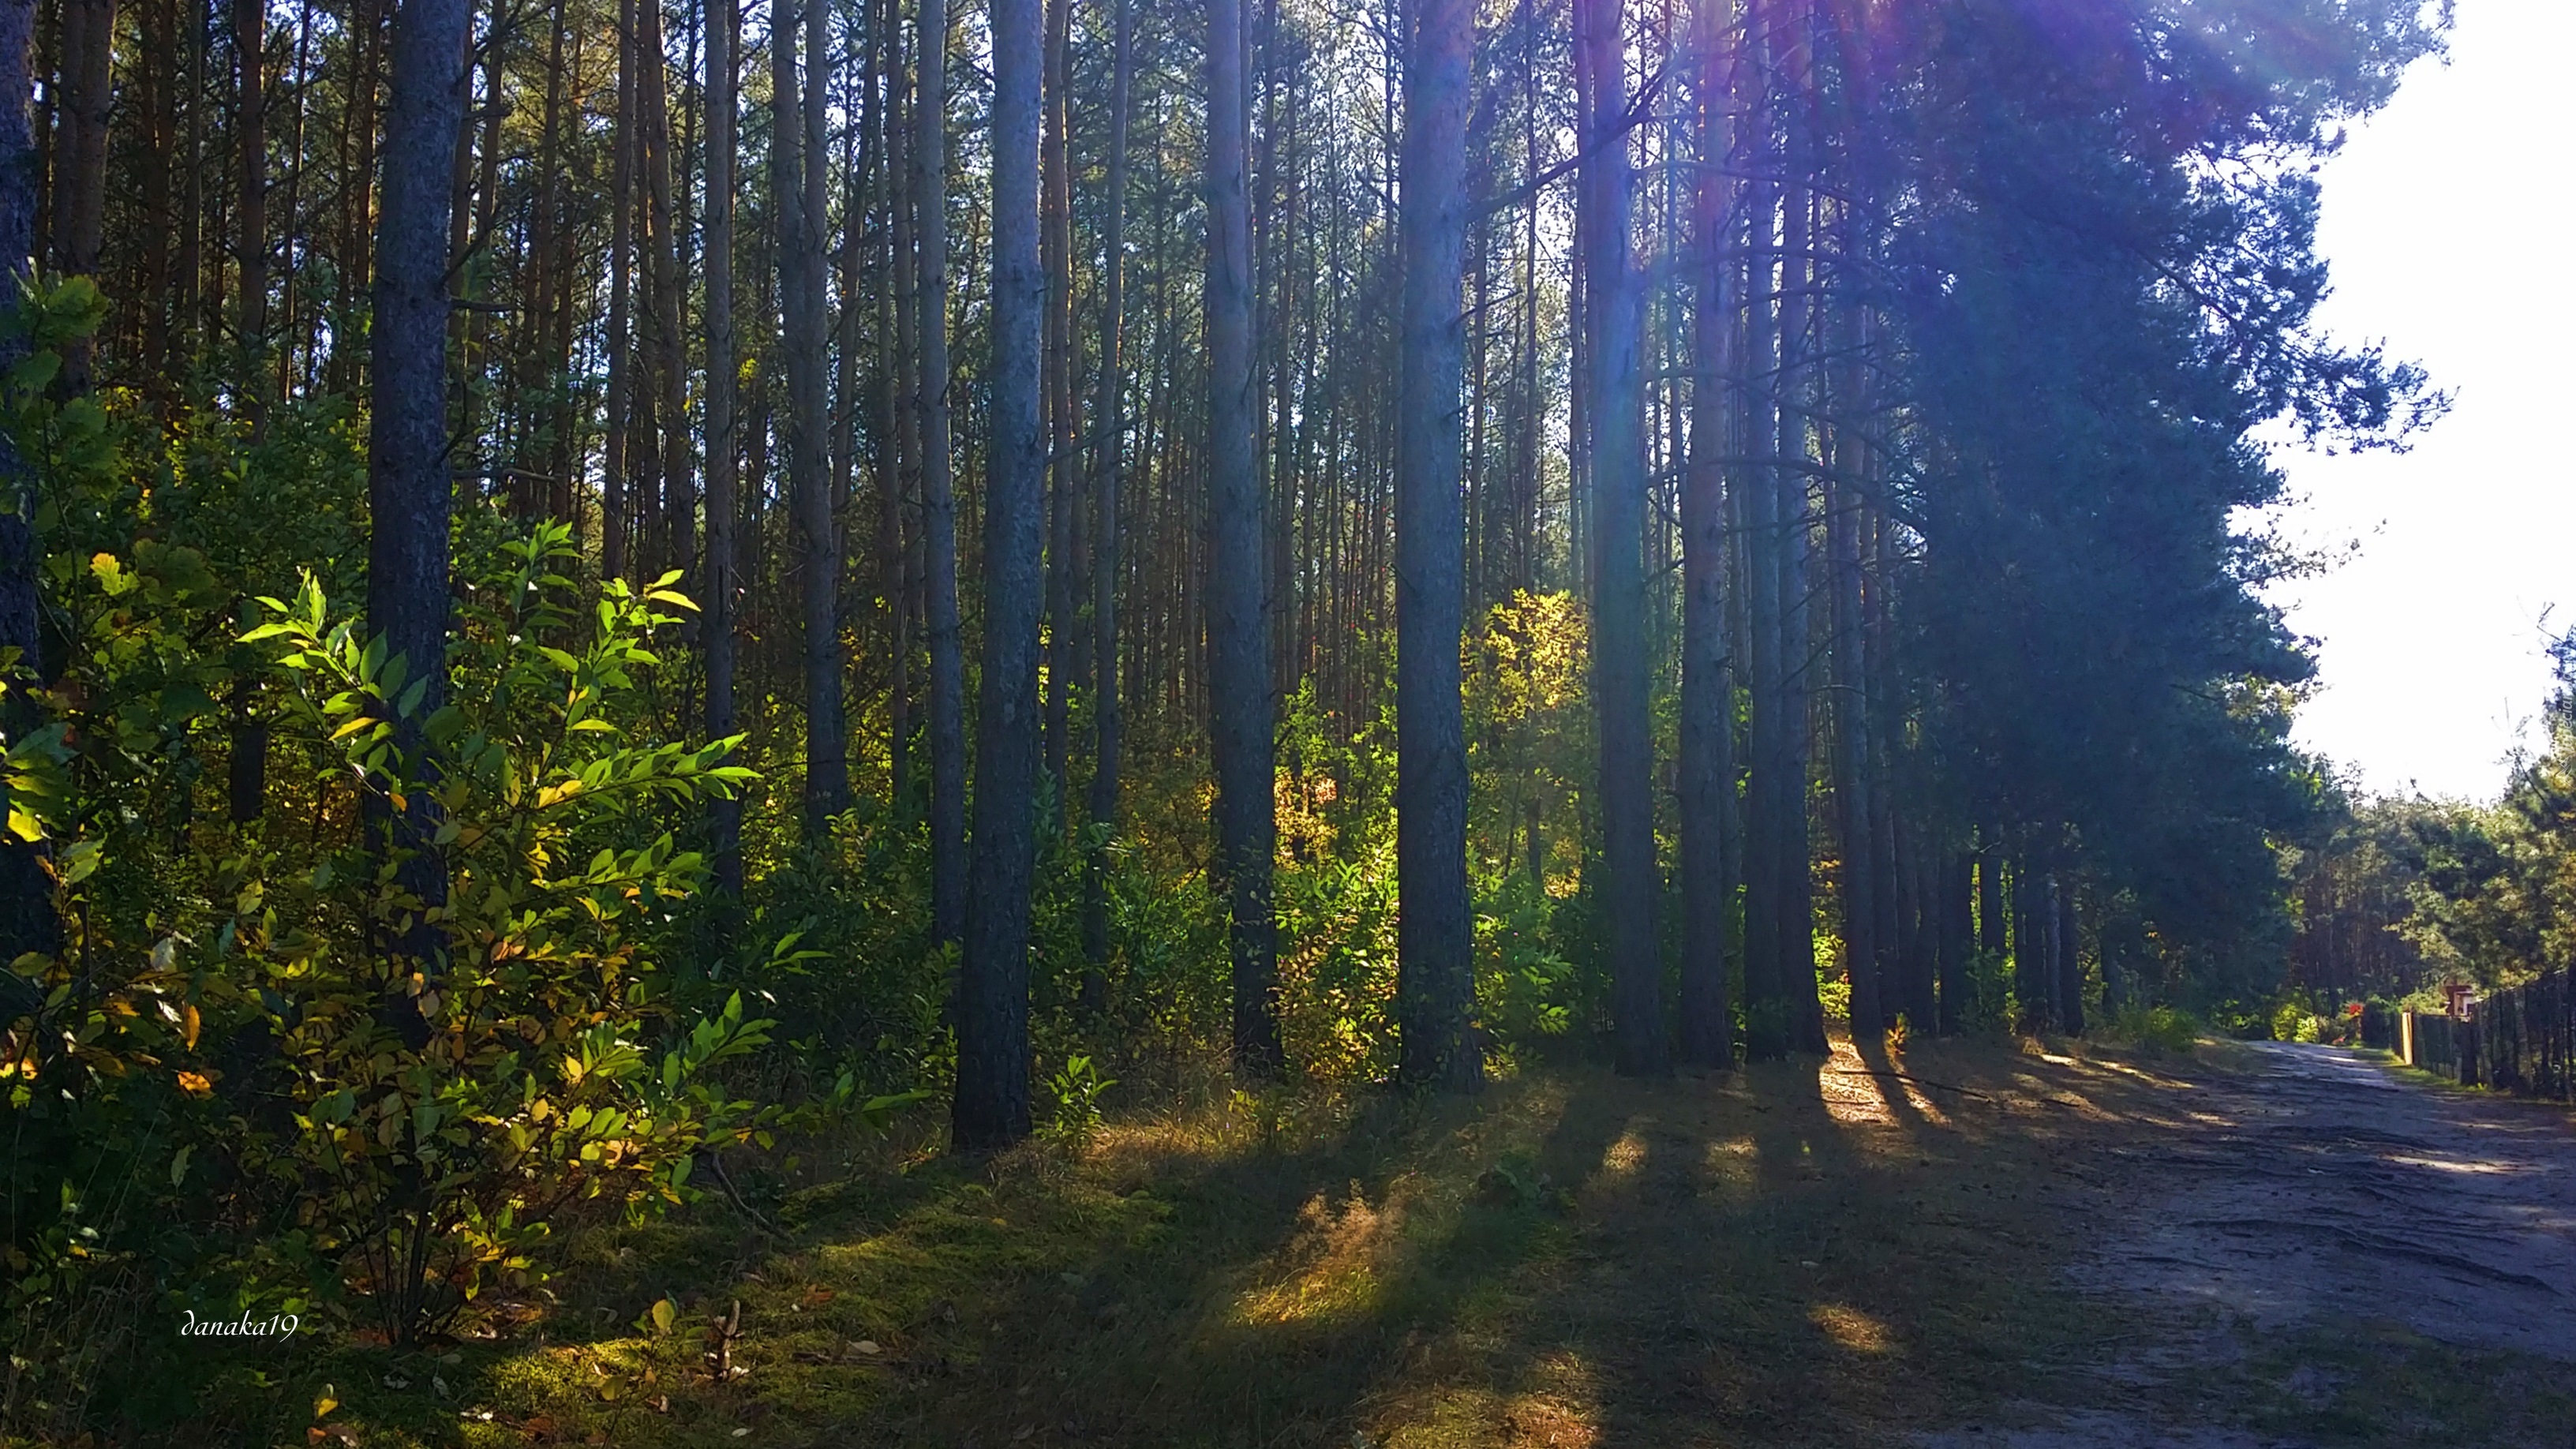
[1039,0,1075,814]
[233,0,264,425]
[703,0,741,893]
[47,0,106,386]
[1676,0,1735,1070]
[2057,873,2085,1035]
[777,0,845,829]
[1207,0,1280,1077]
[1830,477,1880,1043]
[1391,0,1477,1092]
[952,0,1044,1149]
[0,0,55,968]
[602,0,634,579]
[369,0,470,1042]
[915,0,967,945]
[1577,0,1664,1076]
[1080,0,1132,985]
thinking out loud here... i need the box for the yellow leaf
[182,1002,200,1050]
[313,1384,339,1421]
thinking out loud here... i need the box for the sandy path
[1922,1043,2576,1447]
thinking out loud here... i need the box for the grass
[117,1031,2560,1447]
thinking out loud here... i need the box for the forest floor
[266,1035,2576,1449]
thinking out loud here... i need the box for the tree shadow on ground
[447,1035,2217,1448]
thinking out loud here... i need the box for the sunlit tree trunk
[1080,0,1133,986]
[1208,0,1281,1076]
[368,0,470,1047]
[0,0,54,968]
[704,0,741,893]
[916,0,967,945]
[777,0,846,829]
[1578,0,1665,1076]
[1677,0,1736,1071]
[953,0,1044,1148]
[1392,0,1477,1092]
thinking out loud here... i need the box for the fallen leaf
[855,1340,882,1355]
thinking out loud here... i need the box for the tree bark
[1576,0,1664,1076]
[46,0,105,387]
[2057,871,2085,1035]
[1392,0,1477,1093]
[1080,0,1133,985]
[1676,0,1736,1071]
[777,0,845,830]
[234,0,264,428]
[1207,0,1280,1077]
[915,0,967,945]
[953,0,1044,1149]
[368,0,470,1028]
[0,0,55,969]
[703,0,741,893]
[1830,476,1880,1043]
[601,0,634,579]
[1039,0,1075,815]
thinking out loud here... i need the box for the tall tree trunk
[369,0,470,1050]
[1039,0,1074,814]
[703,0,741,893]
[777,0,845,829]
[1773,6,1823,1056]
[0,0,55,968]
[1208,0,1279,1077]
[601,0,634,578]
[1391,0,1476,1092]
[1676,0,1735,1069]
[46,0,106,387]
[915,0,966,945]
[871,0,909,814]
[1939,845,1971,1034]
[2057,872,2085,1035]
[640,0,688,588]
[1577,0,1664,1076]
[1829,476,1880,1043]
[234,0,265,429]
[953,0,1043,1149]
[1080,0,1132,985]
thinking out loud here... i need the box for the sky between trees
[2265,0,2576,802]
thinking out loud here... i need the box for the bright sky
[2260,0,2576,803]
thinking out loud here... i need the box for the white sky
[2259,0,2576,803]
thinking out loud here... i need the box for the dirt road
[1926,1043,2576,1447]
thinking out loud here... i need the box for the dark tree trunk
[1391,0,1477,1092]
[1938,845,1971,1034]
[234,0,264,426]
[1738,118,1786,1061]
[368,0,470,1017]
[952,0,1043,1149]
[0,0,54,969]
[777,0,845,831]
[704,0,741,893]
[2057,873,2085,1035]
[1039,0,1075,817]
[1829,477,1880,1043]
[46,0,104,388]
[1207,0,1280,1077]
[1676,0,1735,1070]
[601,0,633,579]
[915,0,967,945]
[1577,0,1664,1076]
[1080,0,1133,987]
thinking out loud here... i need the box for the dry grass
[184,1035,2271,1448]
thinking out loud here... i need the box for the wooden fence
[2394,967,2576,1101]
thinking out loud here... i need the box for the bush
[2103,1005,2202,1057]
